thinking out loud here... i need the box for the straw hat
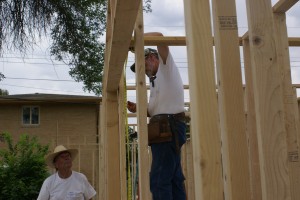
[45,145,78,168]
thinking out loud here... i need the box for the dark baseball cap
[130,48,158,72]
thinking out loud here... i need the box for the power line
[5,77,76,82]
[0,60,67,66]
[0,83,88,94]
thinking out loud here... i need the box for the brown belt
[151,112,185,122]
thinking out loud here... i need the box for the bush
[0,132,49,200]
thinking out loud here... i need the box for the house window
[22,106,40,125]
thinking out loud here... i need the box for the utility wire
[5,77,76,82]
[0,60,67,66]
[0,83,88,94]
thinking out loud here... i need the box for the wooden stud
[183,140,195,200]
[273,10,300,200]
[183,0,223,199]
[245,0,291,199]
[119,73,127,200]
[99,1,113,198]
[105,91,121,199]
[98,103,106,200]
[134,2,151,199]
[243,37,263,200]
[212,0,251,199]
[273,0,299,13]
[105,0,141,92]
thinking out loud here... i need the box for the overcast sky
[0,0,300,99]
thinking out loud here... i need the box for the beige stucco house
[0,93,101,197]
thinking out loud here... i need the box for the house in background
[0,93,101,197]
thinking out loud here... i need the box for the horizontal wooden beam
[273,0,299,13]
[130,36,300,47]
[127,111,190,118]
[126,85,190,90]
[141,36,186,46]
[127,84,300,91]
[293,84,300,88]
[288,37,300,46]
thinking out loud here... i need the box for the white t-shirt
[37,171,96,200]
[148,53,185,116]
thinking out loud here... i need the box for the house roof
[0,93,102,105]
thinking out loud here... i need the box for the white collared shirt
[148,53,185,116]
[37,171,96,200]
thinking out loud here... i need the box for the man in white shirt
[37,145,96,200]
[127,32,187,200]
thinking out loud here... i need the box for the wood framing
[102,0,300,199]
[101,1,142,199]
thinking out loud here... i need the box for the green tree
[0,0,152,95]
[0,89,8,95]
[0,132,49,200]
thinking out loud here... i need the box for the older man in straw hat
[37,145,96,200]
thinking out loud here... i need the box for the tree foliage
[0,73,4,81]
[0,88,8,95]
[0,132,49,200]
[50,1,107,95]
[0,0,152,95]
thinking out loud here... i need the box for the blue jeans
[150,120,187,200]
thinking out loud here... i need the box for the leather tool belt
[148,112,185,145]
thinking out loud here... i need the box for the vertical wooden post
[101,1,121,199]
[245,0,291,199]
[182,140,195,200]
[119,73,127,200]
[99,1,112,198]
[273,10,300,200]
[211,0,251,199]
[183,0,223,199]
[105,91,121,199]
[99,103,106,200]
[134,2,151,199]
[243,36,263,200]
